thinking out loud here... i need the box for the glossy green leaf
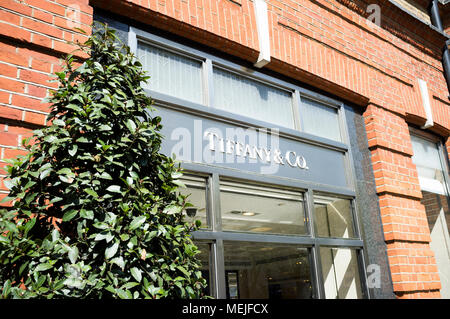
[68,246,79,264]
[23,218,36,236]
[125,119,137,133]
[39,169,52,180]
[62,209,78,221]
[35,263,52,272]
[68,145,78,156]
[84,188,98,198]
[80,209,94,220]
[105,241,119,259]
[129,216,146,230]
[111,256,124,270]
[57,168,72,175]
[106,185,121,193]
[131,267,142,282]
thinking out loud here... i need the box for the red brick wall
[1,0,449,299]
[0,0,92,203]
[365,104,443,298]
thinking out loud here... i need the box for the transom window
[213,67,295,129]
[300,97,342,142]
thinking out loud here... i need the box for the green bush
[0,24,207,299]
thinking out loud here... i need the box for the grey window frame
[129,26,370,299]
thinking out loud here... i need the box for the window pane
[412,134,450,298]
[193,241,211,297]
[223,241,312,299]
[178,175,209,229]
[213,67,295,129]
[300,97,341,141]
[220,181,307,235]
[314,194,355,238]
[421,191,450,298]
[137,42,203,104]
[320,247,362,299]
[411,135,447,195]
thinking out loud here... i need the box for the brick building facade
[0,0,449,299]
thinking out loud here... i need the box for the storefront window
[320,247,362,299]
[175,176,365,299]
[223,241,312,299]
[220,181,307,236]
[178,175,209,229]
[411,133,450,298]
[314,194,356,238]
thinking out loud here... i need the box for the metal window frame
[149,92,350,153]
[185,169,367,299]
[310,191,359,240]
[217,177,309,237]
[128,26,370,299]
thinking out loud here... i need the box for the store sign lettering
[204,131,309,170]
